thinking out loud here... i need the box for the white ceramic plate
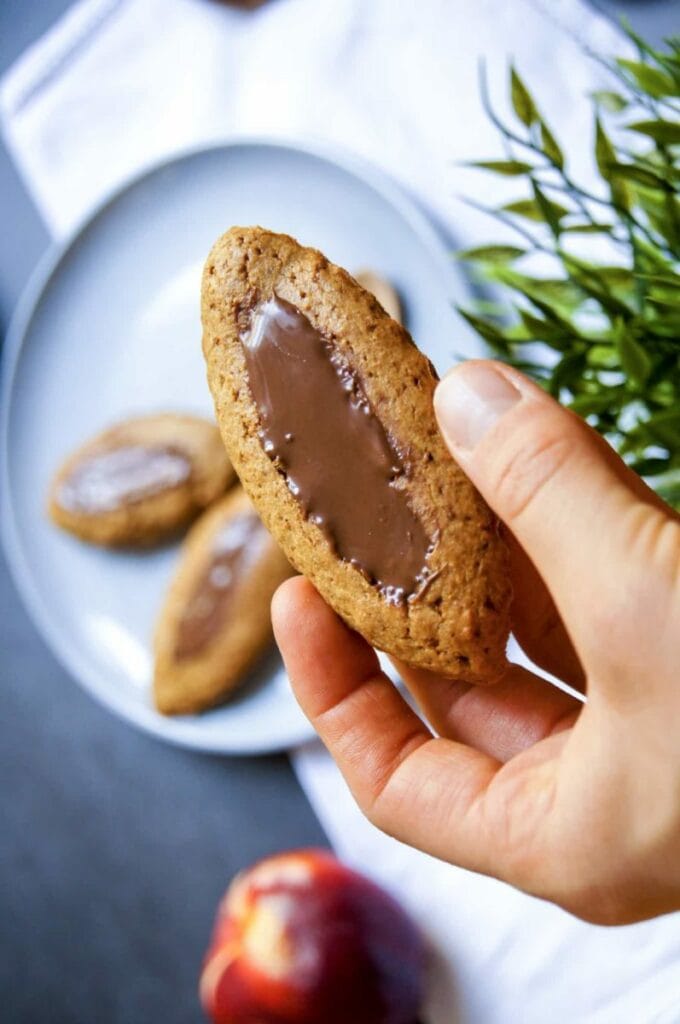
[1,139,476,754]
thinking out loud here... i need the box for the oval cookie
[201,227,511,682]
[153,488,293,715]
[49,413,235,547]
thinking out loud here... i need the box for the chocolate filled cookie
[153,488,293,715]
[201,227,511,682]
[49,414,235,547]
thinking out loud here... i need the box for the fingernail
[434,363,521,451]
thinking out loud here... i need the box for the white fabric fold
[3,2,679,1021]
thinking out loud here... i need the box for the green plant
[459,25,680,507]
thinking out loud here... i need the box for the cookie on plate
[153,487,293,715]
[201,227,511,683]
[49,413,234,547]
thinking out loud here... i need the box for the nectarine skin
[200,849,425,1024]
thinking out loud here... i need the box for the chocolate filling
[240,296,432,605]
[58,444,191,515]
[174,511,267,660]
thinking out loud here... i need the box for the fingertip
[271,575,319,641]
[272,576,357,661]
[272,574,380,716]
[434,360,522,454]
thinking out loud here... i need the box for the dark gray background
[0,2,675,1022]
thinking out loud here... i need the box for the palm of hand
[273,362,680,924]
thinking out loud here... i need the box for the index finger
[272,577,505,875]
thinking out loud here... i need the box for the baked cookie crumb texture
[202,227,511,682]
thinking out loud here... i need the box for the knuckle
[580,504,680,684]
[360,731,431,824]
[486,419,573,524]
[622,503,680,585]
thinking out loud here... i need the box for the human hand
[272,360,680,925]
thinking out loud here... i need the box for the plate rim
[0,135,461,755]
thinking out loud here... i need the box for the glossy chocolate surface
[175,511,267,659]
[241,296,432,604]
[58,444,191,514]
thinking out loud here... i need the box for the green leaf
[593,117,630,211]
[645,294,680,311]
[502,197,570,223]
[467,160,534,176]
[457,308,510,352]
[464,40,680,493]
[501,199,541,221]
[627,456,671,476]
[510,66,537,126]
[548,351,588,394]
[665,59,680,90]
[607,162,670,190]
[633,190,680,253]
[613,320,652,385]
[593,266,636,286]
[635,272,680,290]
[587,345,619,370]
[517,309,572,349]
[532,180,563,237]
[639,409,680,448]
[631,154,680,188]
[643,315,680,338]
[471,299,509,317]
[648,356,680,388]
[562,221,615,234]
[645,282,680,308]
[591,90,629,112]
[662,193,680,254]
[457,245,526,263]
[594,117,617,178]
[518,309,564,336]
[491,267,585,315]
[633,235,675,274]
[616,58,678,98]
[561,255,635,315]
[655,476,680,510]
[540,120,564,169]
[627,119,680,145]
[504,321,534,342]
[569,393,618,415]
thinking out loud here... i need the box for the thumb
[434,360,678,683]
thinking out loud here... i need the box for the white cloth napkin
[3,2,679,1021]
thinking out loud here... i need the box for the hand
[272,360,680,925]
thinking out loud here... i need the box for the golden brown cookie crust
[153,487,293,715]
[202,227,511,682]
[49,413,235,547]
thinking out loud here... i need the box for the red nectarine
[200,848,425,1024]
